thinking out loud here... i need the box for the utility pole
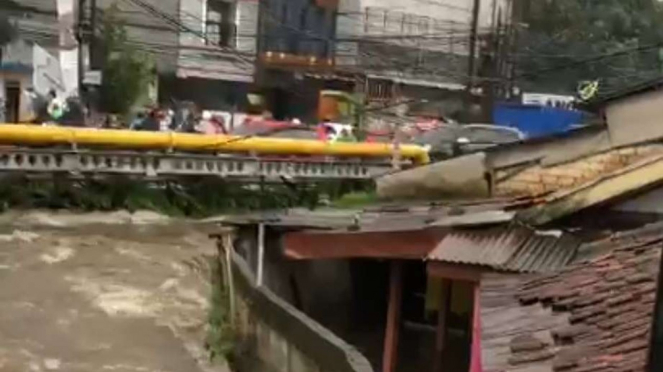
[466,0,481,92]
[90,0,97,65]
[76,0,89,102]
[464,0,481,119]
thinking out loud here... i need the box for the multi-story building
[254,0,341,122]
[3,0,511,123]
[93,0,258,111]
[167,0,258,110]
[2,0,260,112]
[336,0,511,119]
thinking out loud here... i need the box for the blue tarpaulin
[493,103,584,138]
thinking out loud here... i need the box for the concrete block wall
[230,251,374,372]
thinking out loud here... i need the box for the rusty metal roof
[428,226,579,273]
[216,197,527,232]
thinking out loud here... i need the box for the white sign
[84,70,102,86]
[522,93,575,107]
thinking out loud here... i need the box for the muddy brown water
[0,211,229,372]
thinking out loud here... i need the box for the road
[0,210,228,372]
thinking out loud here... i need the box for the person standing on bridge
[46,90,65,124]
[136,108,160,131]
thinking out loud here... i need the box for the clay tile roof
[481,223,663,372]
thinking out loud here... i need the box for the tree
[99,3,154,115]
[513,0,663,95]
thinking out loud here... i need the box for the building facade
[1,40,66,122]
[4,0,513,122]
[336,0,511,119]
[3,0,262,111]
[254,0,341,122]
[166,0,258,111]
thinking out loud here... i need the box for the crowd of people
[22,91,362,143]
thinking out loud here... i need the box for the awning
[367,74,465,91]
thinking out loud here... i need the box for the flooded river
[0,210,228,372]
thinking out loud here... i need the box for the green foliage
[516,0,663,94]
[206,259,236,364]
[99,2,154,115]
[331,191,378,209]
[0,177,375,217]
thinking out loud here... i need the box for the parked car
[231,120,322,140]
[412,124,524,159]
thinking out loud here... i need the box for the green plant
[516,0,663,94]
[206,259,236,364]
[99,2,155,116]
[0,176,377,217]
[331,191,378,209]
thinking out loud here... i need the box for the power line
[120,0,254,69]
[90,0,663,111]
[153,3,663,112]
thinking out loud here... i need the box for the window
[367,79,393,102]
[205,0,236,47]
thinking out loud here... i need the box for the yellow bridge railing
[0,124,430,165]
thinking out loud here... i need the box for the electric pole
[90,0,97,65]
[467,0,481,90]
[76,0,96,105]
[464,0,481,120]
[76,0,86,98]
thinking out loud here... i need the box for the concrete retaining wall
[230,252,374,372]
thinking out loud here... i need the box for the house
[215,138,663,372]
[481,223,663,372]
[216,203,580,372]
[210,76,663,372]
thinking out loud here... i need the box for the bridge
[0,125,430,181]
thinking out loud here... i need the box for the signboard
[522,93,575,107]
[84,70,102,86]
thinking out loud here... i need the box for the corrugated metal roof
[212,208,366,229]
[215,207,445,231]
[216,201,518,232]
[428,226,579,273]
